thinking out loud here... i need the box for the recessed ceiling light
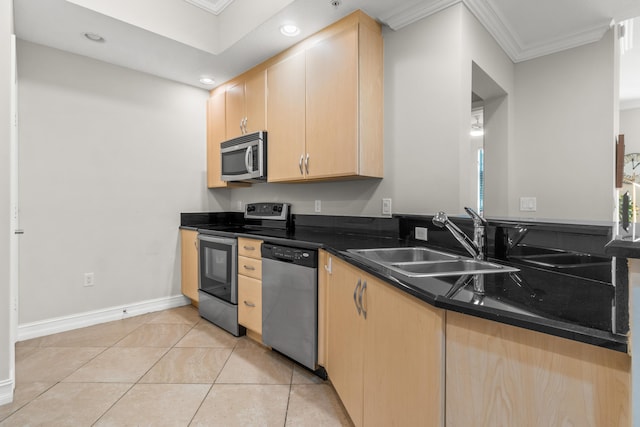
[280,24,300,37]
[199,76,216,85]
[83,32,105,43]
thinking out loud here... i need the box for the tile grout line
[283,361,295,426]
[186,330,240,426]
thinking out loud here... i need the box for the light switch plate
[382,198,392,217]
[520,197,537,211]
[315,200,321,213]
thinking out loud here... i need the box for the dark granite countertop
[605,238,640,259]
[181,214,627,353]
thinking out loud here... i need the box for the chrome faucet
[432,207,487,261]
[432,207,488,294]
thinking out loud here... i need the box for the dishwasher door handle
[353,279,362,316]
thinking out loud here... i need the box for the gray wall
[17,41,227,324]
[1,0,13,403]
[513,32,616,221]
[620,107,640,152]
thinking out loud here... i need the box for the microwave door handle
[245,146,253,172]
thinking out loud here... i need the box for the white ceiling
[13,0,640,104]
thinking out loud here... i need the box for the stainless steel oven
[197,234,245,336]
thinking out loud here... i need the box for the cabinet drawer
[238,275,262,334]
[238,237,263,259]
[239,256,262,280]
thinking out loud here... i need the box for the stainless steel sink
[347,247,518,278]
[347,247,459,263]
[389,259,519,277]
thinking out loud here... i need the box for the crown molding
[381,0,611,63]
[380,0,459,31]
[183,0,234,15]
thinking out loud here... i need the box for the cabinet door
[363,277,445,427]
[446,312,630,427]
[180,229,199,302]
[244,71,266,133]
[327,257,365,427]
[207,88,227,188]
[225,80,245,139]
[305,26,358,179]
[266,52,306,182]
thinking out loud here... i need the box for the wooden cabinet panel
[326,256,365,427]
[266,52,306,182]
[244,71,266,134]
[446,311,630,427]
[225,80,245,139]
[363,278,444,427]
[225,71,266,140]
[238,255,261,280]
[317,250,330,367]
[238,275,262,334]
[207,88,227,188]
[238,237,262,259]
[326,254,445,427]
[180,229,199,303]
[305,26,358,179]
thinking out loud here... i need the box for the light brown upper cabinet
[225,70,266,139]
[267,11,383,182]
[266,51,306,182]
[206,87,227,188]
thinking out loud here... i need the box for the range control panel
[245,202,290,220]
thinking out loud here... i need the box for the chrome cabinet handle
[353,279,362,315]
[360,281,367,319]
[299,154,304,175]
[243,300,256,307]
[243,265,255,271]
[239,118,244,133]
[243,117,248,134]
[305,153,309,174]
[243,245,255,251]
[194,240,198,250]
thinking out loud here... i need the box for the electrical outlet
[315,200,321,213]
[415,227,428,241]
[237,200,243,211]
[382,198,392,217]
[83,272,94,287]
[519,197,537,212]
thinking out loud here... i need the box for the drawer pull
[243,246,255,251]
[243,300,256,308]
[243,265,256,271]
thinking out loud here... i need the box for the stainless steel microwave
[220,131,267,182]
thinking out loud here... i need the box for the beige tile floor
[0,305,353,426]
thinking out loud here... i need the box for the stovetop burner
[198,202,292,236]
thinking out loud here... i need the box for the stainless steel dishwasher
[261,243,318,370]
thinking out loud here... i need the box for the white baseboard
[17,295,191,341]
[0,378,14,406]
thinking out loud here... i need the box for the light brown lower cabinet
[324,253,445,427]
[446,311,631,427]
[180,229,199,303]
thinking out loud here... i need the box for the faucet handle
[464,207,487,226]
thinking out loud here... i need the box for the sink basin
[347,247,459,263]
[346,246,519,278]
[389,259,519,277]
[513,253,610,268]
